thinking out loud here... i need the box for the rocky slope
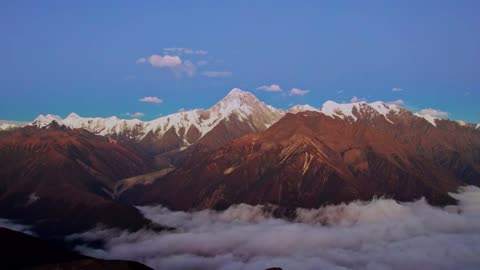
[137,107,480,210]
[0,123,154,236]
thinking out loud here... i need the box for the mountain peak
[288,104,320,114]
[226,88,254,97]
[66,112,80,119]
[32,114,64,128]
[213,88,260,112]
[220,88,257,104]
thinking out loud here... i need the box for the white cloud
[350,96,367,103]
[289,88,310,96]
[418,108,449,118]
[256,84,282,92]
[70,186,480,270]
[148,55,182,67]
[178,108,185,113]
[392,87,403,92]
[387,99,405,106]
[139,96,163,104]
[136,57,147,64]
[202,71,232,78]
[124,112,145,119]
[138,54,197,76]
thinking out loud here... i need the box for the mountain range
[1,88,479,237]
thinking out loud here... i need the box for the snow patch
[414,113,439,127]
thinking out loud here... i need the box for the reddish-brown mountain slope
[0,124,154,236]
[138,111,480,210]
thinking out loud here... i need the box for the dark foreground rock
[0,227,152,270]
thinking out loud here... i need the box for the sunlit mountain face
[1,1,479,270]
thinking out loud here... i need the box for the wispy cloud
[163,48,208,55]
[387,99,405,106]
[256,84,282,92]
[124,112,145,119]
[418,108,449,118]
[135,57,146,64]
[202,71,232,78]
[392,87,403,92]
[177,60,196,77]
[289,88,310,96]
[350,96,367,102]
[139,96,163,104]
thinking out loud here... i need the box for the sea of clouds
[69,186,480,270]
[0,218,34,235]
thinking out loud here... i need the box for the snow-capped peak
[320,100,401,123]
[33,114,63,127]
[211,88,267,121]
[224,88,255,99]
[27,88,284,145]
[66,112,80,119]
[288,104,320,114]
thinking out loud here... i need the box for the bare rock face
[139,111,480,210]
[0,125,153,236]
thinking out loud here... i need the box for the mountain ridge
[135,109,480,210]
[22,88,479,136]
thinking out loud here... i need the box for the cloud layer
[0,218,34,235]
[70,186,480,270]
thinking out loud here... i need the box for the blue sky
[1,0,479,122]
